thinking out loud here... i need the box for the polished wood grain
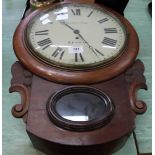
[9,60,147,155]
[9,62,33,122]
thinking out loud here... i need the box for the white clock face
[26,3,127,69]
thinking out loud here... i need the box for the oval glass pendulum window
[47,87,115,131]
[55,92,107,122]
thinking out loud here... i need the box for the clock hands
[76,33,105,56]
[61,22,75,31]
[61,22,82,36]
[76,33,99,56]
[61,22,103,56]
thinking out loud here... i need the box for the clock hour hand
[60,21,75,31]
[61,22,83,36]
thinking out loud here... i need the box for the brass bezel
[30,0,60,8]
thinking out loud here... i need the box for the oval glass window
[55,92,107,122]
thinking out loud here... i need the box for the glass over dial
[26,3,127,69]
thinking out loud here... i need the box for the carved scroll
[129,82,147,114]
[9,61,33,122]
[125,60,147,114]
[9,84,30,119]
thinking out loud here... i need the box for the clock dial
[26,3,127,69]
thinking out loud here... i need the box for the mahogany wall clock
[10,0,147,154]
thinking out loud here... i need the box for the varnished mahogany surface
[10,60,147,155]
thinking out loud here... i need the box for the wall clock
[10,0,147,154]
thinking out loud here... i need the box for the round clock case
[13,1,139,84]
[10,0,147,155]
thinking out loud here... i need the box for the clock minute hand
[76,33,88,44]
[77,33,99,56]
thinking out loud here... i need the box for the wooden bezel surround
[13,1,139,84]
[47,86,115,131]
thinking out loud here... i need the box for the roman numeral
[51,47,65,60]
[98,18,109,23]
[104,28,117,33]
[35,30,49,35]
[71,9,81,16]
[75,53,84,62]
[102,37,117,47]
[37,38,52,50]
[87,11,93,17]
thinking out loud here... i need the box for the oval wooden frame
[46,86,115,131]
[13,2,139,84]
